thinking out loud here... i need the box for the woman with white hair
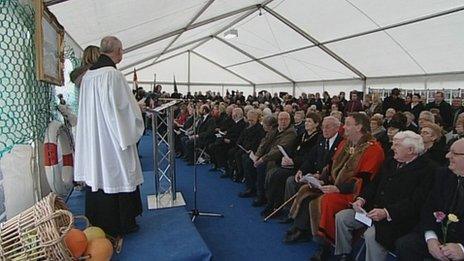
[420,122,447,166]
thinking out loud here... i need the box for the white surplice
[74,67,144,194]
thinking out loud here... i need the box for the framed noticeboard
[35,1,65,86]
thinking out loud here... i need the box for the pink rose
[434,211,446,223]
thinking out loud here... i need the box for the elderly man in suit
[251,112,297,207]
[334,131,437,261]
[396,138,464,261]
[209,107,246,173]
[282,116,343,242]
[184,104,216,165]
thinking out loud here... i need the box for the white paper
[215,133,222,138]
[277,145,289,158]
[301,174,322,189]
[249,151,258,162]
[218,130,226,136]
[355,212,372,227]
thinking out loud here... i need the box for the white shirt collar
[328,132,338,150]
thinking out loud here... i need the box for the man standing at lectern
[75,36,144,245]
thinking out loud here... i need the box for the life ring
[44,120,74,196]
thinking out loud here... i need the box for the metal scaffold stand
[147,100,185,210]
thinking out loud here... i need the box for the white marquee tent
[47,0,464,95]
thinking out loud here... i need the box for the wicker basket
[0,193,74,260]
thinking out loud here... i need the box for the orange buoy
[84,238,114,261]
[64,228,88,258]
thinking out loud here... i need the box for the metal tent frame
[48,0,464,94]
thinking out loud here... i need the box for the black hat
[388,112,407,130]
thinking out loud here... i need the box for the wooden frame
[35,0,65,86]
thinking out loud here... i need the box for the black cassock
[85,186,142,237]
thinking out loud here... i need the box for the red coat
[318,139,385,242]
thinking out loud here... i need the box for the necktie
[323,139,330,164]
[451,176,464,216]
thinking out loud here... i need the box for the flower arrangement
[433,212,460,243]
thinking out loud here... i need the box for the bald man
[75,36,144,242]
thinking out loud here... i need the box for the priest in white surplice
[75,36,144,239]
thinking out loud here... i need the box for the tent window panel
[262,48,358,81]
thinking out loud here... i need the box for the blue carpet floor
[138,132,316,261]
[67,174,212,261]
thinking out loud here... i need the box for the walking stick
[263,193,298,222]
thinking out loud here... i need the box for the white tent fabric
[48,0,464,92]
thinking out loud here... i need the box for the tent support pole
[123,3,262,54]
[190,0,276,52]
[153,0,215,64]
[123,51,188,76]
[191,51,254,85]
[263,6,365,80]
[120,37,208,71]
[362,79,367,96]
[215,36,295,83]
[188,51,191,93]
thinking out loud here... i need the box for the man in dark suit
[230,110,266,182]
[451,97,464,128]
[344,91,363,114]
[396,138,464,261]
[334,131,436,260]
[282,116,343,242]
[184,104,216,165]
[208,108,246,172]
[382,88,405,115]
[426,91,453,131]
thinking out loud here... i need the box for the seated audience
[335,131,436,260]
[383,108,396,129]
[396,139,464,261]
[263,112,322,217]
[240,115,278,198]
[209,108,246,172]
[282,116,342,241]
[370,114,389,154]
[418,110,435,129]
[421,122,447,166]
[447,118,464,147]
[249,112,297,207]
[308,113,385,260]
[293,110,306,136]
[230,110,266,183]
[402,111,419,133]
[406,93,425,123]
[183,104,216,165]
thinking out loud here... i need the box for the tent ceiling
[48,0,464,85]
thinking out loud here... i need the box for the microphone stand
[187,99,223,222]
